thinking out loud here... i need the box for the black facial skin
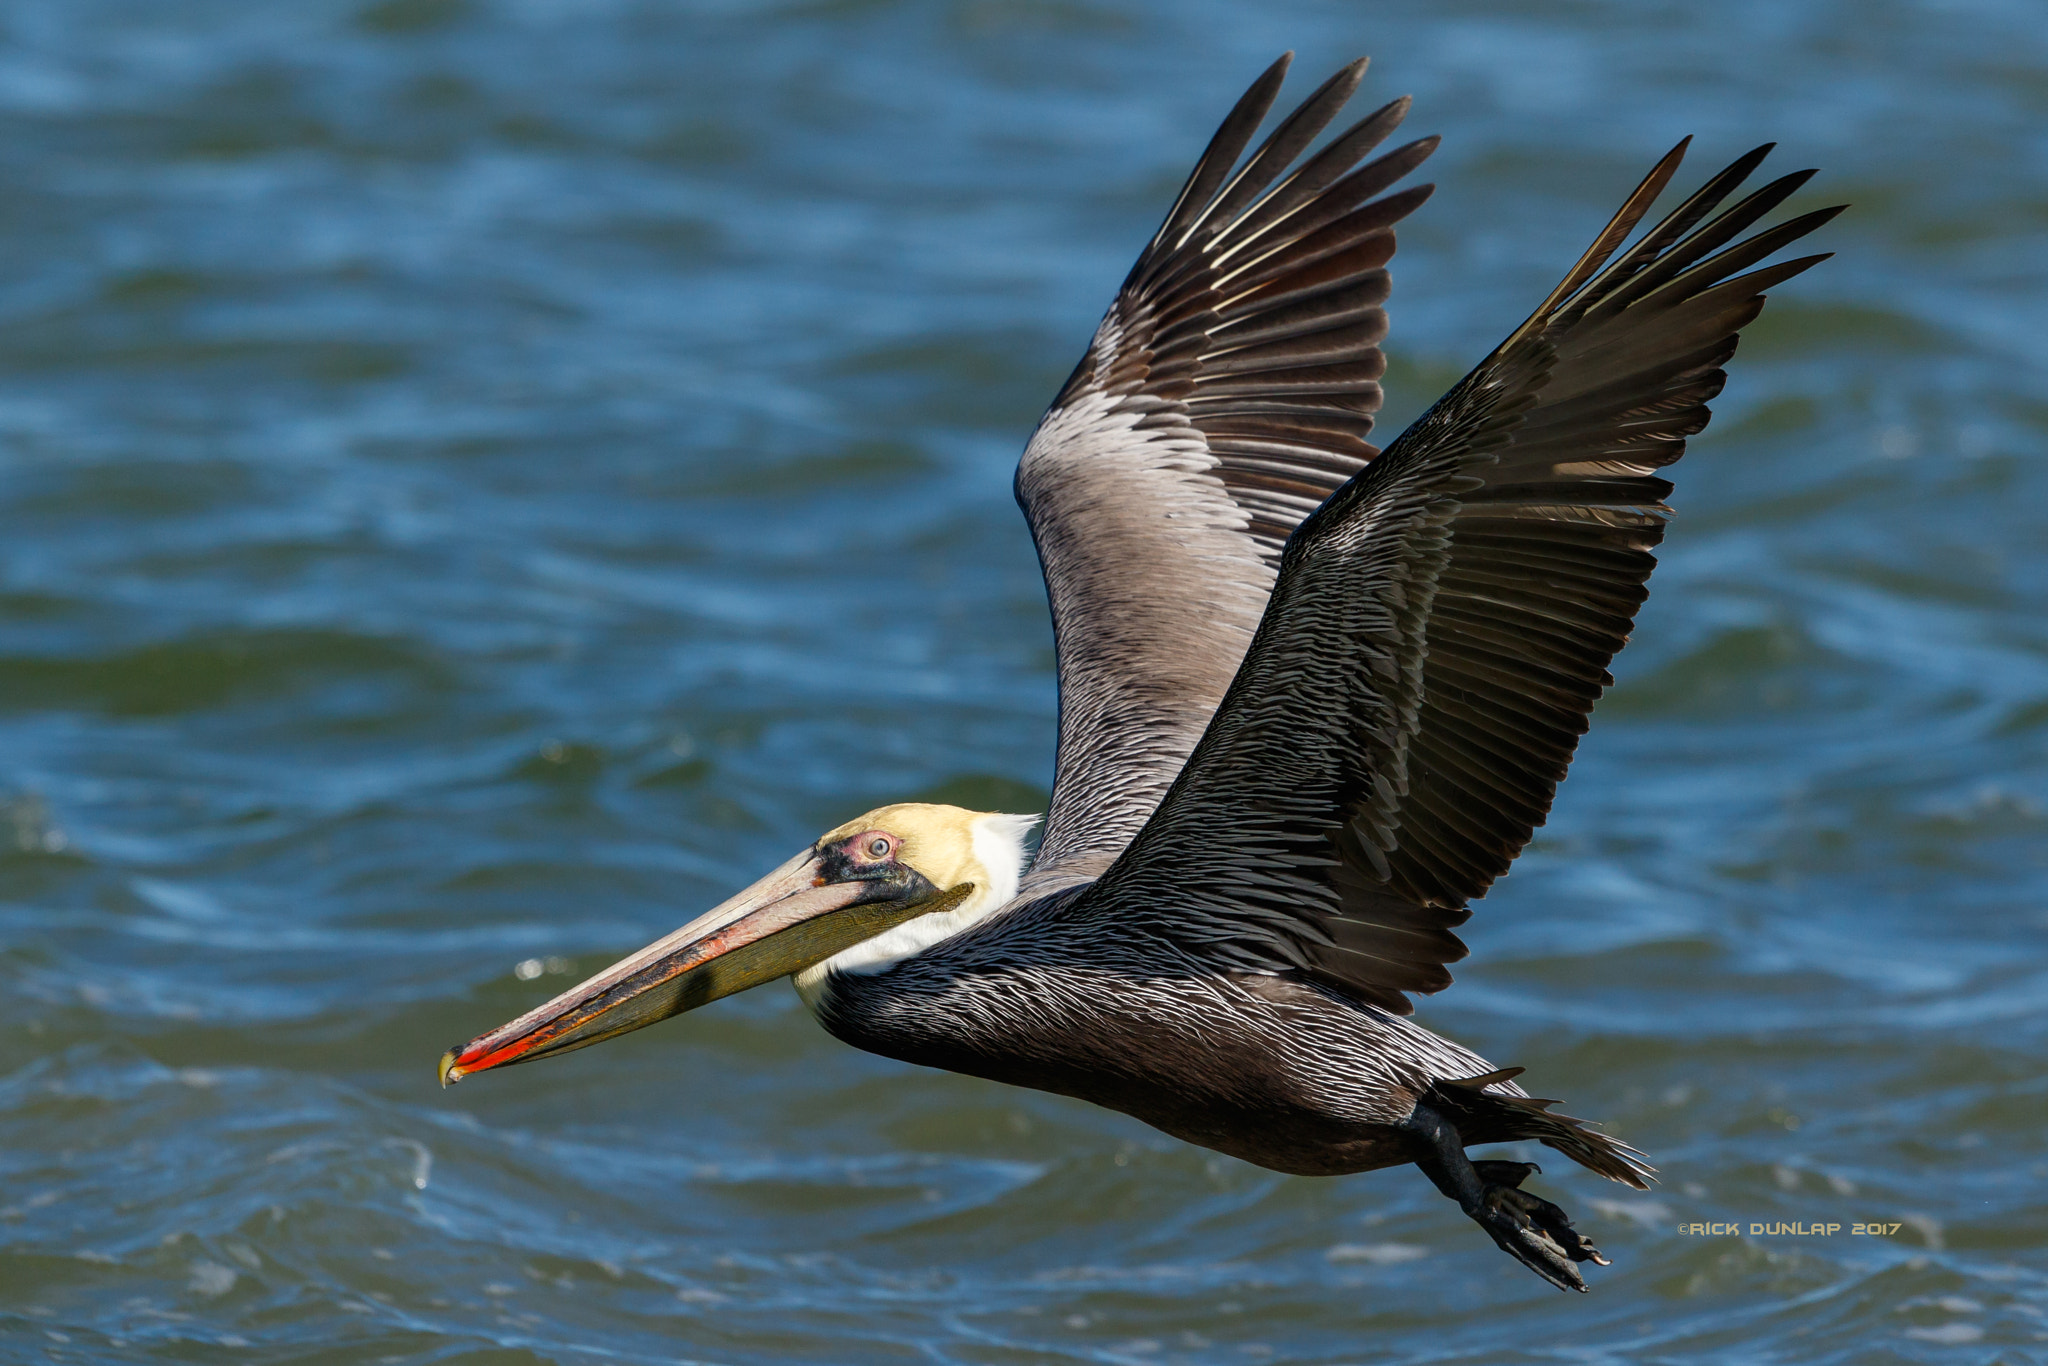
[814,834,942,906]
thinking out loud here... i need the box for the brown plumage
[1019,55,1435,888]
[441,53,1837,1295]
[1063,130,1839,1021]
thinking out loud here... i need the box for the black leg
[1401,1100,1610,1292]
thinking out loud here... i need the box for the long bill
[439,849,970,1086]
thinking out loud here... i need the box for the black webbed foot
[1403,1107,1610,1293]
[1471,1160,1609,1268]
[1470,1172,1610,1290]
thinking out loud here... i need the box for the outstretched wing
[1017,54,1440,890]
[1061,142,1841,1013]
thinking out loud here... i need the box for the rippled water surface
[2,1,2045,1362]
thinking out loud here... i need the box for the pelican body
[442,54,1836,1291]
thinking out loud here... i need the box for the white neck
[791,812,1035,1010]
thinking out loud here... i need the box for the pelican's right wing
[1057,142,1841,1012]
[1017,54,1439,889]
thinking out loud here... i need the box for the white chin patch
[791,811,1038,1011]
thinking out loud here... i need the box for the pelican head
[438,803,1036,1086]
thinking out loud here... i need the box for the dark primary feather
[1017,55,1440,890]
[1062,141,1840,1014]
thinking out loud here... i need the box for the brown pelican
[440,54,1836,1292]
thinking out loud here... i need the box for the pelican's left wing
[1056,142,1841,1013]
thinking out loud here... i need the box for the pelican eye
[865,835,893,859]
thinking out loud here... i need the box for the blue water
[2,1,2045,1362]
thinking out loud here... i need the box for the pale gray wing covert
[1017,54,1440,889]
[1062,141,1841,1011]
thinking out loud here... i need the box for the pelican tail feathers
[1426,1070,1655,1190]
